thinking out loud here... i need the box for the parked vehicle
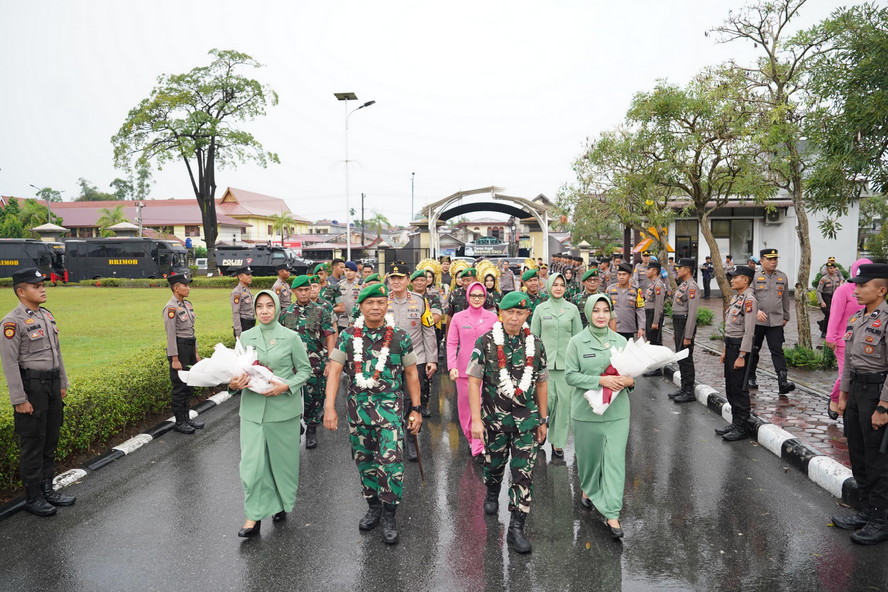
[0,238,67,283]
[64,237,188,281]
[213,244,313,276]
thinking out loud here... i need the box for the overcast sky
[0,0,860,226]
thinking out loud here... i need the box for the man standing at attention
[717,267,758,441]
[272,264,292,310]
[670,258,700,404]
[231,266,255,338]
[747,248,795,394]
[163,273,204,435]
[606,263,644,341]
[338,261,363,331]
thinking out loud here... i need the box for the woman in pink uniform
[447,281,498,459]
[825,258,871,419]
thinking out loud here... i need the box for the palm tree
[366,211,390,239]
[97,205,126,237]
[270,211,296,244]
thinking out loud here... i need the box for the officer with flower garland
[279,275,336,449]
[323,283,423,546]
[467,291,549,554]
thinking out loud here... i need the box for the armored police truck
[214,244,313,276]
[0,239,67,283]
[64,237,189,281]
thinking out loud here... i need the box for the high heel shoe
[607,520,624,539]
[238,520,261,537]
[272,511,286,523]
[828,403,839,421]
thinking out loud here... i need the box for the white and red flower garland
[492,322,534,399]
[353,314,395,389]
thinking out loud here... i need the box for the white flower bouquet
[178,341,288,394]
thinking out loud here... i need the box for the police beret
[727,266,754,279]
[290,275,311,289]
[364,273,381,284]
[617,263,633,274]
[345,261,359,271]
[313,263,329,274]
[499,291,530,310]
[12,267,45,285]
[458,267,477,279]
[600,256,612,263]
[581,269,599,282]
[760,248,779,259]
[676,258,695,269]
[357,283,389,303]
[410,269,427,281]
[167,273,192,286]
[850,264,888,284]
[521,269,538,282]
[647,261,662,271]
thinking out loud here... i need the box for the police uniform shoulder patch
[234,296,240,305]
[745,300,753,313]
[865,345,875,354]
[689,289,697,298]
[3,322,15,339]
[167,308,176,319]
[24,318,35,325]
[655,287,661,295]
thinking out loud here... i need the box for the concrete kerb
[662,364,857,507]
[0,390,236,521]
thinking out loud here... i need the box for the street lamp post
[29,184,58,225]
[334,92,375,261]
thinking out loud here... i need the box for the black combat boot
[667,389,684,399]
[41,479,76,506]
[832,506,872,530]
[405,435,418,462]
[305,424,318,449]
[483,483,501,515]
[186,417,205,429]
[507,510,532,554]
[359,497,383,531]
[673,391,696,404]
[173,421,196,434]
[722,425,750,441]
[851,508,888,545]
[381,503,399,544]
[778,370,795,395]
[24,484,56,517]
[714,423,734,436]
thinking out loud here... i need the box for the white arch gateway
[417,186,551,261]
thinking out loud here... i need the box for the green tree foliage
[554,185,622,256]
[33,187,63,203]
[110,178,134,201]
[0,198,26,238]
[96,205,127,237]
[20,198,63,229]
[112,49,280,273]
[366,211,390,237]
[269,211,296,243]
[75,177,118,201]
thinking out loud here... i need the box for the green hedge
[75,276,279,289]
[0,332,235,491]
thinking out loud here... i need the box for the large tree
[269,211,296,244]
[713,0,838,348]
[112,49,279,272]
[75,177,118,201]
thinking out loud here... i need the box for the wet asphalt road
[2,374,887,592]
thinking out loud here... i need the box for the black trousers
[673,315,696,393]
[404,363,431,422]
[724,338,751,427]
[169,337,197,423]
[748,325,787,379]
[702,277,712,299]
[845,374,888,509]
[618,332,635,341]
[645,309,663,346]
[818,294,833,334]
[14,369,63,487]
[239,318,256,335]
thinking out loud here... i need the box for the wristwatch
[739,353,746,359]
[411,405,423,413]
[541,416,549,426]
[876,405,888,414]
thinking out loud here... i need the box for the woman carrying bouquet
[565,293,634,539]
[229,290,312,538]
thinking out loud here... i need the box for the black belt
[176,337,196,343]
[20,367,60,379]
[724,337,742,345]
[850,370,888,384]
[673,314,688,319]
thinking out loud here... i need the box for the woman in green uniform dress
[565,293,634,539]
[229,290,312,537]
[530,273,582,458]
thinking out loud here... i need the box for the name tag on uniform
[543,315,553,320]
[583,353,596,358]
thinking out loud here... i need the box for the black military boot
[673,391,696,404]
[173,421,196,434]
[507,510,532,554]
[42,479,76,507]
[483,483,501,515]
[667,389,684,399]
[186,417,205,429]
[24,484,56,517]
[381,503,399,544]
[359,497,383,531]
[778,371,795,395]
[714,423,734,436]
[832,506,872,530]
[305,424,318,449]
[405,435,418,462]
[851,508,888,545]
[722,425,750,442]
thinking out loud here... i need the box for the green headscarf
[253,289,281,334]
[546,273,565,301]
[584,293,613,337]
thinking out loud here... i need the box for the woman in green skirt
[565,293,634,539]
[530,273,582,458]
[229,290,312,537]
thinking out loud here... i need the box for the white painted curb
[808,456,853,499]
[756,424,795,458]
[112,433,154,455]
[54,469,87,489]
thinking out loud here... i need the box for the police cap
[12,268,45,285]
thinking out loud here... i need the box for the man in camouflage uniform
[606,263,645,341]
[280,275,336,449]
[272,264,292,310]
[163,273,204,434]
[309,274,337,328]
[324,283,423,545]
[314,263,344,318]
[387,263,437,439]
[338,261,363,330]
[520,269,548,324]
[468,291,549,554]
[230,266,254,338]
[671,258,700,404]
[573,269,603,328]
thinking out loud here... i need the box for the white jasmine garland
[353,314,394,389]
[492,321,535,399]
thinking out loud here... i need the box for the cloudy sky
[0,0,859,226]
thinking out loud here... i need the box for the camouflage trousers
[349,421,405,505]
[484,428,539,514]
[302,368,326,425]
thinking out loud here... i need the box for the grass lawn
[0,287,235,401]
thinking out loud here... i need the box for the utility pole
[361,193,366,250]
[410,172,415,222]
[136,201,145,237]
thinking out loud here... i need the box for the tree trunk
[199,146,220,275]
[791,173,812,349]
[697,210,732,311]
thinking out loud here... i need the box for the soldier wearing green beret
[308,274,337,332]
[279,275,336,449]
[520,269,548,324]
[314,264,345,319]
[324,283,423,545]
[468,290,549,554]
[573,269,604,328]
[351,274,382,322]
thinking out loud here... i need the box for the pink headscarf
[465,281,487,315]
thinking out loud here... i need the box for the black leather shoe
[186,418,205,429]
[851,509,888,545]
[405,436,418,462]
[608,522,625,539]
[359,498,383,531]
[722,427,750,441]
[24,485,56,517]
[667,390,683,399]
[381,503,399,544]
[747,377,758,390]
[238,520,261,537]
[173,421,196,434]
[272,511,287,523]
[41,480,75,506]
[833,507,871,530]
[827,407,839,420]
[305,424,318,449]
[580,496,593,509]
[778,381,796,395]
[714,424,734,436]
[507,511,532,554]
[642,369,662,377]
[552,447,565,459]
[483,483,500,515]
[673,392,696,404]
